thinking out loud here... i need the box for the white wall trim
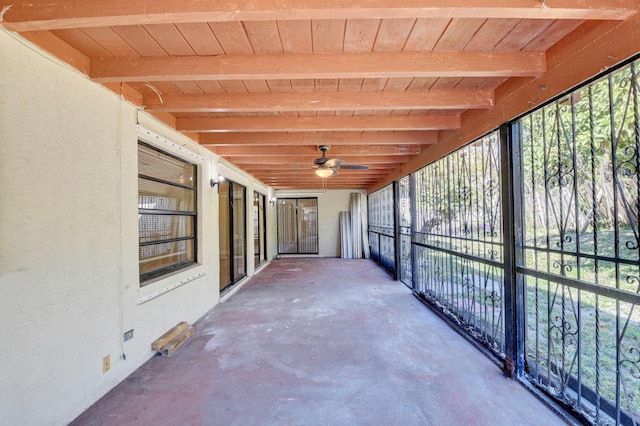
[136,125,204,163]
[137,272,206,305]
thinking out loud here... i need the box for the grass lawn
[416,228,640,421]
[524,227,640,419]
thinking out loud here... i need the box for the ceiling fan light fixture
[315,168,334,178]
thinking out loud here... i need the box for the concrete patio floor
[71,258,568,425]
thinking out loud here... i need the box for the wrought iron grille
[398,175,412,287]
[361,51,639,426]
[518,59,640,425]
[138,142,197,283]
[413,131,505,356]
[368,184,396,275]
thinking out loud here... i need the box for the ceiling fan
[313,145,369,178]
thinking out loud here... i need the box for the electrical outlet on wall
[102,355,110,373]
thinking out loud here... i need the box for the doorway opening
[219,180,246,291]
[277,198,318,254]
[253,191,267,267]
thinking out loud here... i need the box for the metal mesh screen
[138,142,197,283]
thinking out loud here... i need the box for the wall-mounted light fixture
[269,197,277,205]
[210,175,225,190]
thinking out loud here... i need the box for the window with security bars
[138,142,197,284]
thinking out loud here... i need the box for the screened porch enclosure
[368,58,640,426]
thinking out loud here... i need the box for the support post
[409,173,417,292]
[500,123,525,378]
[393,179,400,281]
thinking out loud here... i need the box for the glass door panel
[254,192,266,267]
[297,198,318,253]
[277,199,297,254]
[218,181,231,290]
[232,184,246,279]
[219,180,246,292]
[277,198,318,254]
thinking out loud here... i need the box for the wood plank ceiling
[2,1,639,190]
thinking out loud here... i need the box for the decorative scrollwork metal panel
[368,184,396,275]
[398,175,412,287]
[399,233,412,287]
[369,231,380,262]
[413,131,505,356]
[380,234,396,274]
[519,59,640,425]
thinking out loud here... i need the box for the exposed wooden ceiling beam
[91,52,546,83]
[254,176,387,183]
[199,131,438,146]
[257,180,385,187]
[262,176,382,183]
[178,115,460,132]
[265,181,380,188]
[250,170,389,176]
[273,184,373,190]
[213,145,421,156]
[143,90,494,113]
[269,184,380,189]
[3,1,637,31]
[258,172,383,177]
[234,163,394,173]
[230,155,411,164]
[18,30,89,73]
[367,13,640,193]
[254,179,388,187]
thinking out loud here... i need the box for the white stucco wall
[0,28,368,426]
[0,29,273,426]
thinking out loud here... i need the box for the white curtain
[360,193,370,259]
[339,211,352,258]
[340,193,369,259]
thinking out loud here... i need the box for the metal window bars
[375,57,640,425]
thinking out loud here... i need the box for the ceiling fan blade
[339,164,369,170]
[325,158,344,167]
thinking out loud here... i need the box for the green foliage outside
[519,61,640,421]
[413,60,640,423]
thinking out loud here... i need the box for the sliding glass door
[253,192,266,267]
[277,198,318,254]
[219,180,246,291]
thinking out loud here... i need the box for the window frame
[138,141,198,284]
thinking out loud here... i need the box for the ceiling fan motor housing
[314,145,331,165]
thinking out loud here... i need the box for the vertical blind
[277,198,318,254]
